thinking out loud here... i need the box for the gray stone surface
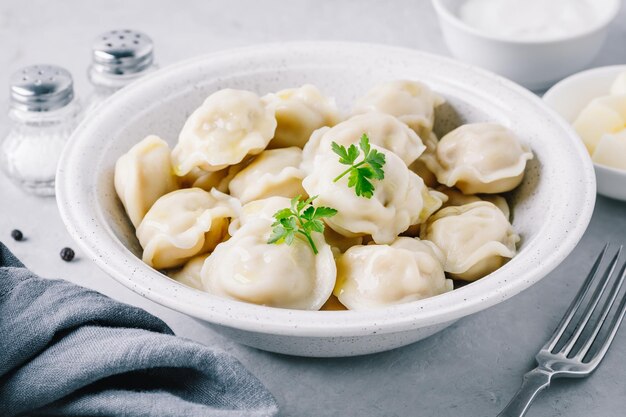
[1,1,626,416]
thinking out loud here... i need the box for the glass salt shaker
[0,65,81,196]
[84,29,156,114]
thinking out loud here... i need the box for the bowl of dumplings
[56,42,595,357]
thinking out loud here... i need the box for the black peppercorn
[11,229,23,241]
[60,247,75,262]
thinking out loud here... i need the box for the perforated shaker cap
[10,65,74,112]
[91,29,154,75]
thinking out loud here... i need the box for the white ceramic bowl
[543,65,626,201]
[432,0,620,91]
[56,42,595,357]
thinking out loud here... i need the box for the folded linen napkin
[0,242,278,417]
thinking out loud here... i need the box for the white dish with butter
[432,0,620,90]
[544,65,626,201]
[56,43,595,357]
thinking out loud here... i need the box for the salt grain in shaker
[84,29,156,113]
[0,65,81,196]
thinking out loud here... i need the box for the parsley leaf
[331,133,386,199]
[267,195,337,254]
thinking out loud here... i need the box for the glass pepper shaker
[84,29,156,114]
[0,65,81,196]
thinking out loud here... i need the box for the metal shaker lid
[10,65,74,112]
[91,29,154,75]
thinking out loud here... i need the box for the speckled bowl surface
[56,42,596,357]
[543,65,626,202]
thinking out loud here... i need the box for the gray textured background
[1,1,626,416]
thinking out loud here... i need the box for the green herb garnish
[331,133,386,199]
[267,195,337,255]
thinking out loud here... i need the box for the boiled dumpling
[420,201,519,281]
[227,196,292,236]
[263,84,340,149]
[334,237,453,310]
[424,123,533,194]
[301,113,425,172]
[137,188,239,269]
[179,167,230,192]
[201,207,336,310]
[114,135,179,228]
[167,253,209,290]
[573,95,626,154]
[302,146,428,244]
[403,188,448,237]
[171,89,276,175]
[437,186,510,219]
[591,130,626,170]
[324,227,364,254]
[351,80,444,135]
[229,147,307,203]
[408,130,440,187]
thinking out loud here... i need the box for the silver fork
[498,244,626,417]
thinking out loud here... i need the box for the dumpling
[591,130,626,170]
[137,188,239,269]
[201,207,336,310]
[403,187,448,237]
[408,130,440,187]
[227,196,292,236]
[228,147,307,203]
[573,95,626,154]
[351,80,444,135]
[262,84,340,149]
[420,201,520,281]
[302,146,428,244]
[167,253,209,290]
[333,237,453,310]
[171,89,276,175]
[179,167,229,191]
[437,186,510,219]
[324,227,364,254]
[301,113,425,172]
[423,123,533,194]
[114,135,179,227]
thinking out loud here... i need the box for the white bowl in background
[431,0,620,91]
[543,65,626,201]
[56,42,595,357]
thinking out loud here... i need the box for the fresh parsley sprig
[331,133,386,199]
[267,195,337,255]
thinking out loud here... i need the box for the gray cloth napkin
[0,242,278,417]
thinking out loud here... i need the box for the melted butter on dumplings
[114,135,179,228]
[424,123,533,194]
[137,188,240,269]
[303,145,428,244]
[421,201,519,281]
[334,237,453,310]
[263,84,340,149]
[171,89,276,175]
[229,147,307,203]
[201,198,336,310]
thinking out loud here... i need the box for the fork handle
[497,368,552,417]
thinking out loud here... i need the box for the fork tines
[544,244,626,366]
